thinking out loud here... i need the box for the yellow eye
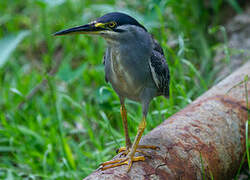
[108,22,116,28]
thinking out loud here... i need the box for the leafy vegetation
[0,0,244,179]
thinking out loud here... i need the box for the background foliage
[0,0,243,179]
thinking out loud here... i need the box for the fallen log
[84,61,250,180]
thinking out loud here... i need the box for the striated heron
[54,12,170,172]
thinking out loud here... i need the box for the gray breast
[104,26,154,101]
[110,48,144,100]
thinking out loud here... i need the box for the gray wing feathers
[149,38,170,97]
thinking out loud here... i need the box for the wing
[149,37,170,97]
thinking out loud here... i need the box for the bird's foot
[100,152,145,172]
[100,145,159,172]
[117,145,159,156]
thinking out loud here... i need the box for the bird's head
[54,12,147,42]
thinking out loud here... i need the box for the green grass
[0,0,245,179]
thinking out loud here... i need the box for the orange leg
[120,104,131,148]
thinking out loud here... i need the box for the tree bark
[84,60,250,180]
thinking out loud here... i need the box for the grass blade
[0,31,29,68]
[200,153,205,180]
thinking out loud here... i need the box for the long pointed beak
[54,23,105,36]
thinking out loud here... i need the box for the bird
[54,12,170,172]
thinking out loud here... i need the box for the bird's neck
[106,31,153,56]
